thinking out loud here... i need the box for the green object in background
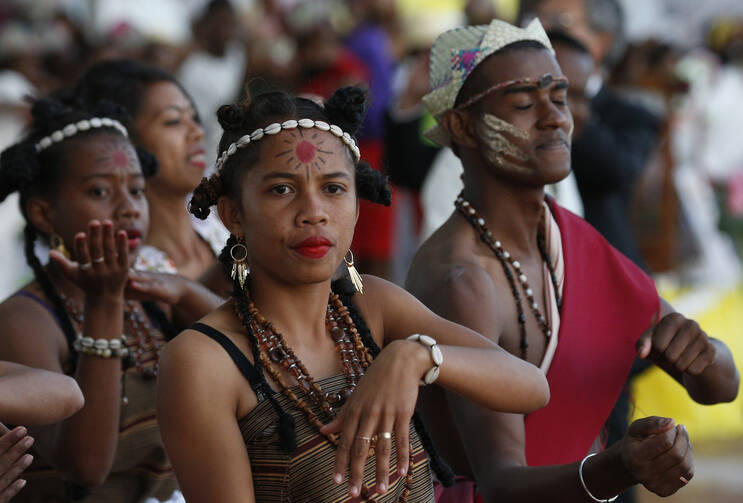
[419,111,439,147]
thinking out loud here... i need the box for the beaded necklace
[455,194,561,359]
[234,292,415,502]
[57,291,165,379]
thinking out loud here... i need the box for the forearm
[0,363,83,426]
[681,339,739,404]
[479,447,635,503]
[171,280,224,329]
[54,296,124,485]
[437,345,549,413]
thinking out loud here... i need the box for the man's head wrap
[422,18,553,146]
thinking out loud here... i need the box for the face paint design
[275,129,334,181]
[475,113,531,172]
[94,139,138,170]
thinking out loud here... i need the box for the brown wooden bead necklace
[455,194,561,359]
[234,291,415,502]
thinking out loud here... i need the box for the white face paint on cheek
[475,113,532,173]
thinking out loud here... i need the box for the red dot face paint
[296,140,317,164]
[112,150,129,168]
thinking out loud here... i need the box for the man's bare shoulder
[406,219,498,311]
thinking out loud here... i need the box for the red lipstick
[293,236,331,259]
[124,229,142,252]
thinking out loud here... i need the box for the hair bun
[0,143,38,203]
[217,104,247,131]
[325,86,367,136]
[94,100,132,126]
[30,98,72,126]
[135,147,159,178]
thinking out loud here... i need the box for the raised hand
[0,424,34,503]
[49,220,130,298]
[637,313,717,376]
[320,339,428,497]
[619,416,694,497]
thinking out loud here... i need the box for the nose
[188,114,205,143]
[117,189,143,222]
[296,190,329,227]
[537,98,572,133]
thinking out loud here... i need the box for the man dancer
[406,19,739,501]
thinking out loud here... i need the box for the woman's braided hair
[0,97,165,365]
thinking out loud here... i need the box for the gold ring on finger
[80,263,92,270]
[356,435,371,442]
[379,432,392,440]
[92,256,105,263]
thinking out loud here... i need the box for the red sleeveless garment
[524,201,660,466]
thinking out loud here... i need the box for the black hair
[0,97,165,366]
[57,59,198,141]
[546,30,592,56]
[189,85,390,220]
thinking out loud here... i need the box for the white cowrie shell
[264,123,281,135]
[90,118,102,128]
[237,135,251,147]
[329,125,343,137]
[77,120,91,131]
[250,128,264,141]
[282,120,298,129]
[227,144,237,155]
[314,120,330,131]
[63,124,77,137]
[51,131,64,142]
[39,137,53,150]
[298,118,315,128]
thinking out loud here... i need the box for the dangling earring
[49,233,70,259]
[230,237,249,290]
[344,250,363,294]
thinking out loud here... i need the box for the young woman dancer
[63,59,227,284]
[0,98,220,502]
[156,87,550,502]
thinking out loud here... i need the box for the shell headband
[215,118,361,172]
[34,117,129,153]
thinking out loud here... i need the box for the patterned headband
[455,74,569,110]
[215,119,361,172]
[34,117,129,153]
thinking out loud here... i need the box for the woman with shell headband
[156,86,550,502]
[0,97,221,502]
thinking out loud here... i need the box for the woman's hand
[49,220,130,299]
[0,424,34,503]
[320,340,429,497]
[126,271,189,305]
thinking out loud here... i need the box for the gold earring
[344,250,363,294]
[49,233,70,259]
[230,237,249,290]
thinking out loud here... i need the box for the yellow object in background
[397,0,519,23]
[631,286,743,440]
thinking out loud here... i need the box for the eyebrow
[262,171,352,181]
[81,173,145,182]
[156,104,194,116]
[504,81,568,95]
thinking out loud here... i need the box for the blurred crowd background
[1,0,742,500]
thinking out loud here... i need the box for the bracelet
[579,453,619,502]
[72,334,130,359]
[406,334,443,385]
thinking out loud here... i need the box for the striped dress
[193,323,436,502]
[15,292,177,503]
